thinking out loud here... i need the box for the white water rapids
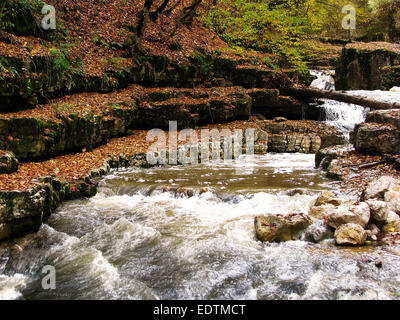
[1,154,400,300]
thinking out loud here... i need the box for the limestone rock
[308,204,335,220]
[315,145,354,169]
[364,176,400,200]
[351,122,400,155]
[326,202,370,229]
[0,151,18,173]
[334,223,367,246]
[336,42,400,90]
[366,199,398,224]
[314,190,343,207]
[384,186,400,214]
[254,213,312,242]
[326,159,343,180]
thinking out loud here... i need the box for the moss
[0,0,45,36]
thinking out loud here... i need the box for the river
[1,72,400,300]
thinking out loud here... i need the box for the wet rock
[267,134,321,154]
[255,129,269,142]
[254,143,268,155]
[301,221,334,243]
[363,176,400,200]
[161,186,195,198]
[254,213,312,242]
[0,151,18,173]
[326,202,370,229]
[334,223,367,246]
[326,159,343,180]
[286,188,309,196]
[375,260,383,268]
[315,145,354,169]
[314,190,343,207]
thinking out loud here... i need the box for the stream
[1,72,400,300]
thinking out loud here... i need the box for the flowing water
[310,70,400,140]
[310,70,368,139]
[1,154,400,300]
[2,73,400,300]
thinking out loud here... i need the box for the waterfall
[309,70,368,140]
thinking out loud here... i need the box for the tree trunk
[171,0,203,36]
[282,87,400,110]
[133,0,154,53]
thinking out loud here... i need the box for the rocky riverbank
[255,105,400,248]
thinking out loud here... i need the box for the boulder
[334,223,367,246]
[326,159,344,180]
[351,110,400,155]
[326,202,370,229]
[365,109,400,129]
[314,190,343,207]
[315,145,354,169]
[363,176,400,200]
[254,213,312,242]
[0,151,18,174]
[351,122,400,155]
[384,186,400,214]
[308,204,335,220]
[366,199,399,224]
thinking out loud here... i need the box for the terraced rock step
[0,86,252,159]
[0,152,150,241]
[248,88,324,120]
[260,118,345,153]
[0,46,303,111]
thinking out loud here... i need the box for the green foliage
[366,0,400,41]
[50,48,71,73]
[0,57,19,80]
[201,0,310,68]
[0,0,45,35]
[201,0,378,68]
